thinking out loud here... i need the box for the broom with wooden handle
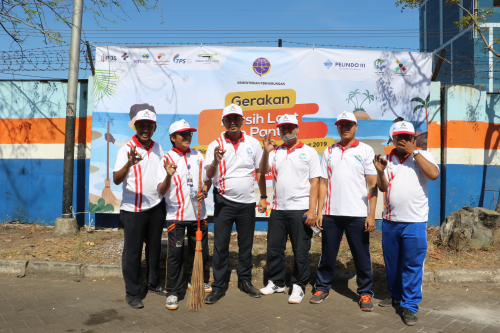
[188,159,205,310]
[101,121,118,206]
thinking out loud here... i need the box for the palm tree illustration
[411,94,430,126]
[346,89,374,112]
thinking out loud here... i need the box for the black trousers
[267,210,312,290]
[166,219,209,296]
[315,215,373,296]
[120,199,166,296]
[212,190,256,291]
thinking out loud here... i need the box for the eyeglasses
[176,131,193,138]
[394,134,413,141]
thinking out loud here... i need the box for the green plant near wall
[346,89,374,112]
[93,69,119,101]
[89,198,114,213]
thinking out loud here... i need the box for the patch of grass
[71,234,88,261]
[0,250,20,258]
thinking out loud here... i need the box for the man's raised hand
[213,145,226,164]
[163,160,177,176]
[262,133,277,153]
[127,147,143,166]
[373,154,388,173]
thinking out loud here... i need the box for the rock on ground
[440,206,500,251]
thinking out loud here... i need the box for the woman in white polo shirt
[113,109,167,309]
[374,120,439,326]
[310,111,378,312]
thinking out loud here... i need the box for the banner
[89,46,432,217]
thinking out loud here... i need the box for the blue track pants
[382,219,427,313]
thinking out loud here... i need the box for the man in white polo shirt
[258,114,320,304]
[374,120,439,326]
[113,109,167,309]
[157,119,212,310]
[204,104,267,304]
[310,111,378,312]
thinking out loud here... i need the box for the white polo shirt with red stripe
[157,148,207,221]
[321,140,377,217]
[113,136,164,212]
[267,142,321,210]
[383,150,438,222]
[204,132,263,204]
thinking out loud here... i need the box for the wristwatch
[201,190,208,196]
[412,149,420,157]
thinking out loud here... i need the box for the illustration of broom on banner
[188,159,205,311]
[101,121,118,207]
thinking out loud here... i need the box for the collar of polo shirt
[336,139,359,151]
[224,131,244,144]
[172,147,191,155]
[132,135,155,155]
[281,141,304,154]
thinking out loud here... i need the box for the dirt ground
[0,222,499,271]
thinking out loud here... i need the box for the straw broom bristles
[188,233,205,311]
[188,159,205,311]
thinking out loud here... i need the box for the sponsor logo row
[323,58,411,75]
[99,52,219,66]
[100,53,411,77]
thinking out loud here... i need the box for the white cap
[169,119,197,135]
[276,114,299,127]
[390,121,415,139]
[222,104,243,118]
[335,111,357,125]
[135,109,157,123]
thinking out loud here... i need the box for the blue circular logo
[252,58,271,77]
[373,58,386,72]
[246,148,253,155]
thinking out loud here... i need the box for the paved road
[0,275,499,333]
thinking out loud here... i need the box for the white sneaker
[288,284,304,304]
[260,281,286,295]
[188,282,212,293]
[165,295,178,310]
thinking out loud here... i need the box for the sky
[0,0,420,80]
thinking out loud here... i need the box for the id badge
[186,173,193,187]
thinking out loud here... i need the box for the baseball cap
[276,114,299,127]
[222,104,243,118]
[390,121,415,139]
[135,109,157,123]
[335,111,357,125]
[169,119,197,135]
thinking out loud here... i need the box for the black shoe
[402,308,418,326]
[126,294,144,309]
[379,296,401,307]
[148,284,167,296]
[205,290,225,304]
[238,280,261,298]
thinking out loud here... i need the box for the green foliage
[346,89,374,112]
[93,69,119,101]
[395,0,499,57]
[89,198,114,213]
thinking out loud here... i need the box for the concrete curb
[0,259,28,275]
[1,259,499,283]
[26,261,82,276]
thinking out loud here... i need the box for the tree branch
[456,2,500,58]
[0,12,65,42]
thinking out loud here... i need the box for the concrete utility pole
[54,0,84,236]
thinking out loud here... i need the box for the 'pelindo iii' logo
[334,61,366,70]
[252,58,271,77]
[324,59,333,69]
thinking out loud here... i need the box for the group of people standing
[112,104,439,327]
